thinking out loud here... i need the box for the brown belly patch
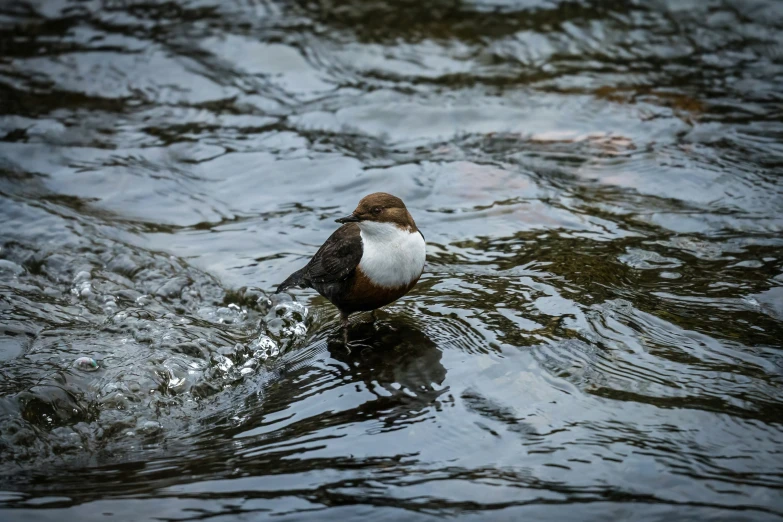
[336,267,420,313]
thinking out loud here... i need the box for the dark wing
[303,223,363,285]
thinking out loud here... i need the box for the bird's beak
[335,213,361,224]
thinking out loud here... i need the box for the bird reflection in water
[325,315,448,432]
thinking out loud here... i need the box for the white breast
[358,221,426,289]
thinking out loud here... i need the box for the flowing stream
[1,0,782,520]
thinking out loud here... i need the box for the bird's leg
[341,312,350,351]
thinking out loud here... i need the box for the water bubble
[74,357,99,372]
[198,305,248,325]
[137,420,162,436]
[257,296,273,314]
[266,295,308,323]
[215,305,246,324]
[162,357,199,393]
[213,354,234,373]
[250,335,278,360]
[269,292,292,306]
[218,343,253,363]
[286,322,308,338]
[265,317,285,336]
[73,271,91,284]
[71,278,94,298]
[102,296,118,314]
[262,295,308,349]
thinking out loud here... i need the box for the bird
[275,193,426,345]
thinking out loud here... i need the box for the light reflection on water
[1,0,782,520]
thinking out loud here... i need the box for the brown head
[335,192,418,231]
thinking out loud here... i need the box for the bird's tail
[275,267,308,294]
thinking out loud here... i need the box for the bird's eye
[372,206,382,214]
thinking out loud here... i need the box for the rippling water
[1,0,782,520]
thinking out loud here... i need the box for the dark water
[1,0,783,519]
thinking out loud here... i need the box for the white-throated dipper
[276,193,426,344]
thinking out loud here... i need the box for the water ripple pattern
[1,0,782,520]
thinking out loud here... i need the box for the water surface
[1,0,783,520]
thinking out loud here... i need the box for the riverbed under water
[1,0,782,520]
